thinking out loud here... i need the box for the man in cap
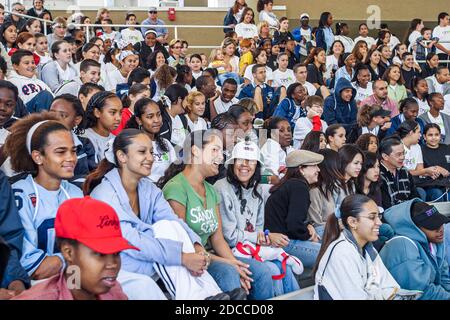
[292,13,312,61]
[380,200,450,300]
[141,7,169,45]
[14,197,139,300]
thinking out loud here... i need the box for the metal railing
[72,23,229,49]
[4,10,53,35]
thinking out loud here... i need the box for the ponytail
[312,213,341,276]
[312,194,374,276]
[83,159,115,195]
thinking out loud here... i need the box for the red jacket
[112,108,133,136]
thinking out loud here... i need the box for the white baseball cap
[225,138,263,168]
[300,13,310,19]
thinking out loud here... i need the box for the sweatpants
[151,220,222,300]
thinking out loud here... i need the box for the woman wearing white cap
[264,149,324,269]
[214,138,301,298]
[105,50,139,92]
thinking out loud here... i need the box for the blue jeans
[208,260,241,293]
[284,239,321,269]
[417,187,445,202]
[315,225,325,239]
[265,259,300,296]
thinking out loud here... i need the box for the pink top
[360,95,399,117]
[12,272,128,300]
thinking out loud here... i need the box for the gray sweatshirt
[214,178,264,247]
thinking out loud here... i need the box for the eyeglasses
[359,214,383,221]
[149,11,157,14]
[14,8,25,12]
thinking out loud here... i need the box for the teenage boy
[55,59,101,96]
[14,197,138,300]
[380,200,450,300]
[121,13,144,46]
[211,78,238,120]
[239,64,286,119]
[8,49,54,112]
[292,13,312,61]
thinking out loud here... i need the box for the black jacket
[264,178,311,241]
[133,41,169,70]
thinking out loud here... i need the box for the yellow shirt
[239,51,253,76]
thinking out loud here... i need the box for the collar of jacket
[342,228,378,261]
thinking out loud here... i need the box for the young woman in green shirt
[160,129,276,299]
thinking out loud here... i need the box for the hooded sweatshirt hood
[333,77,357,104]
[383,198,429,246]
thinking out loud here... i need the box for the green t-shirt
[162,172,221,246]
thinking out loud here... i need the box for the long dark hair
[318,12,332,28]
[313,194,374,276]
[126,97,169,153]
[338,144,364,194]
[395,119,419,139]
[83,129,144,195]
[355,151,380,198]
[269,166,308,194]
[157,129,223,189]
[85,91,118,129]
[226,162,262,201]
[301,131,325,153]
[317,149,346,200]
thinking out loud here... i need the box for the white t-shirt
[244,64,273,84]
[228,56,240,74]
[120,28,144,45]
[408,31,422,51]
[389,35,401,51]
[299,81,317,96]
[414,97,430,116]
[293,117,328,149]
[56,63,77,82]
[192,70,203,80]
[272,69,295,88]
[170,114,187,148]
[213,97,238,115]
[82,128,114,163]
[298,28,312,56]
[149,139,177,183]
[403,143,423,171]
[105,68,126,92]
[334,35,355,53]
[325,55,339,80]
[185,115,208,132]
[235,23,258,39]
[433,25,450,54]
[444,93,450,116]
[0,128,13,176]
[427,112,446,136]
[361,126,380,135]
[354,36,376,48]
[352,82,374,105]
[260,138,294,177]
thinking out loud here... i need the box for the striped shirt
[380,162,419,209]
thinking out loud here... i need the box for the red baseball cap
[55,196,139,254]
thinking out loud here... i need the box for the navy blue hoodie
[323,78,358,132]
[0,171,30,288]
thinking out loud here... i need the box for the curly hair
[154,64,176,91]
[4,112,68,174]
